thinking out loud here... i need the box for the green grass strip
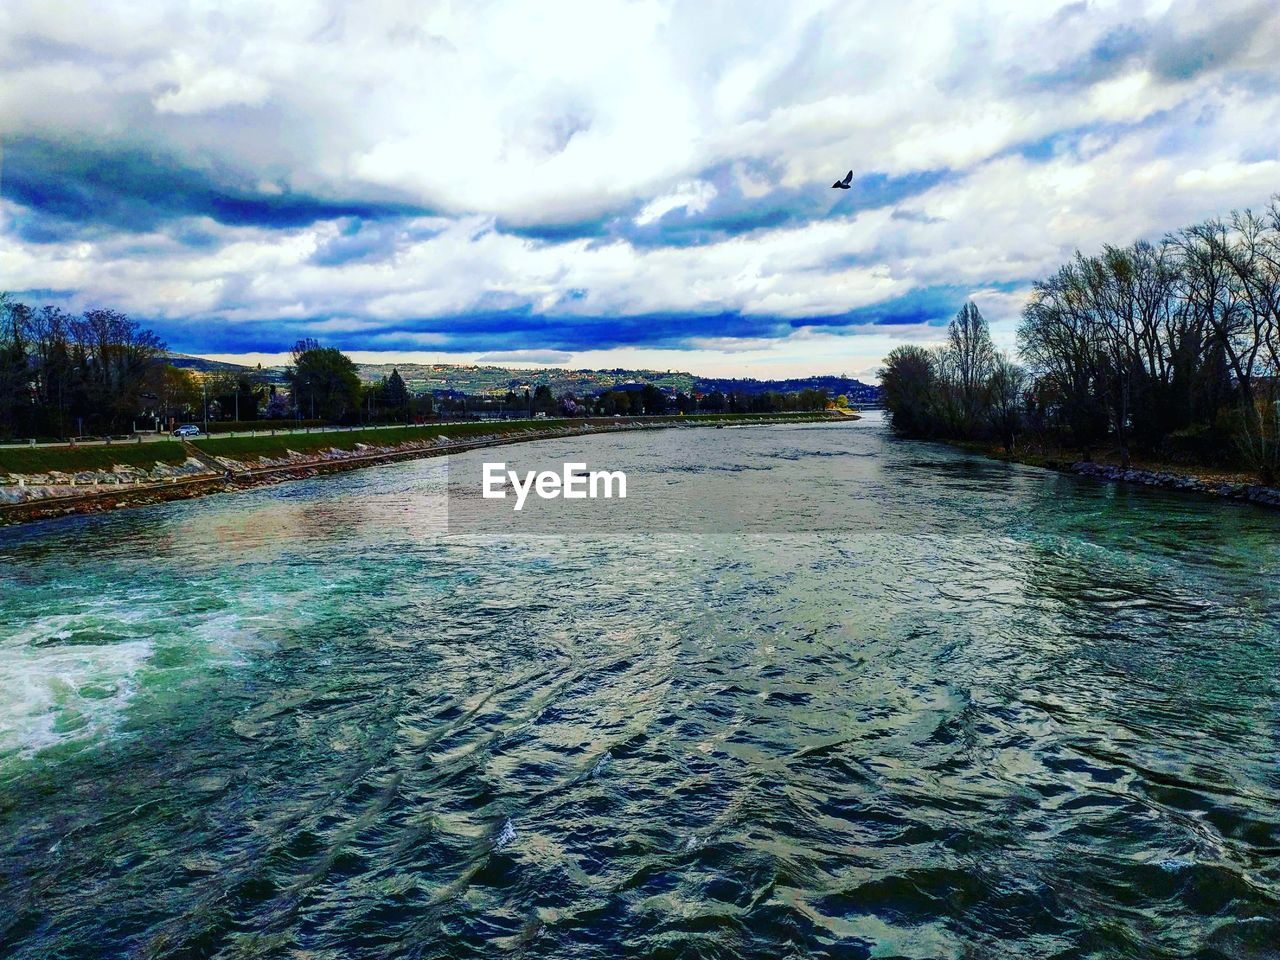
[0,412,838,475]
[0,441,190,475]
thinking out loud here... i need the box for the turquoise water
[2,417,1278,958]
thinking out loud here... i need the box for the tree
[942,301,996,438]
[26,305,76,437]
[598,390,630,415]
[988,354,1025,451]
[76,308,167,431]
[1014,192,1279,476]
[701,390,726,412]
[880,345,936,437]
[383,368,409,412]
[532,385,555,413]
[1193,208,1280,480]
[1019,266,1109,456]
[640,383,666,415]
[796,388,829,411]
[158,365,201,427]
[1,295,171,437]
[0,294,31,438]
[287,340,362,422]
[205,370,263,421]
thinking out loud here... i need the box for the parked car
[172,424,203,438]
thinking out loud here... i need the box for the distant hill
[352,362,697,396]
[165,353,253,374]
[351,362,881,400]
[693,375,881,402]
[168,354,881,401]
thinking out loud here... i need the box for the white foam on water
[494,817,518,850]
[0,595,269,759]
[187,609,279,665]
[0,631,153,756]
[0,563,347,762]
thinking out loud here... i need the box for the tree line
[1,295,839,440]
[567,385,831,416]
[0,296,170,438]
[582,385,831,416]
[440,383,834,418]
[0,301,434,438]
[881,196,1280,481]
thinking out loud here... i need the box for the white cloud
[475,349,575,364]
[2,0,1280,375]
[152,63,271,115]
[634,181,718,226]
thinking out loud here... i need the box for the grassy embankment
[193,420,579,462]
[194,413,840,462]
[0,441,189,475]
[0,412,841,476]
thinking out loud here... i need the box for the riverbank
[0,412,851,526]
[953,439,1280,509]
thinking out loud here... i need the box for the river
[2,415,1278,958]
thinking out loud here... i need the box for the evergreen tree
[383,368,409,409]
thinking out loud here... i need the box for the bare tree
[1019,264,1107,457]
[880,345,937,437]
[1172,215,1279,479]
[988,353,1025,452]
[944,301,996,438]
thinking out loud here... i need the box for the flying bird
[831,170,853,189]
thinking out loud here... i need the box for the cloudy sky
[3,0,1279,378]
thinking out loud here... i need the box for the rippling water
[2,416,1278,959]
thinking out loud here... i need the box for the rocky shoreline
[1067,461,1280,509]
[0,457,213,502]
[938,438,1280,511]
